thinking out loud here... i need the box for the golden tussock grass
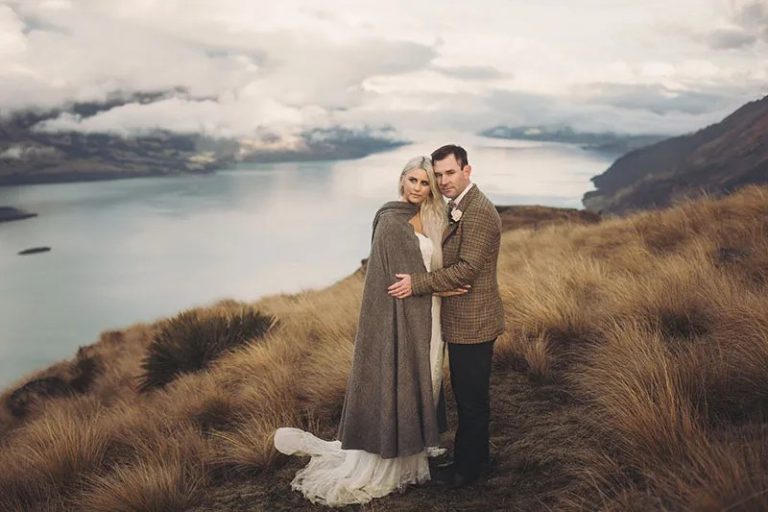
[1,185,768,511]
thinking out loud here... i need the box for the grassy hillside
[1,187,767,511]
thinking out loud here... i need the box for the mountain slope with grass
[1,186,767,511]
[583,95,768,216]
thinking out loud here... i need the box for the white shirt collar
[450,182,474,208]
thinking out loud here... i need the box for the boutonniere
[450,208,463,223]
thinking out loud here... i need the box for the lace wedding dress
[273,232,446,507]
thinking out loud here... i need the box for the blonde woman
[274,156,468,507]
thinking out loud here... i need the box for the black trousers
[448,338,495,477]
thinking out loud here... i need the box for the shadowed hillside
[1,185,767,511]
[583,95,768,215]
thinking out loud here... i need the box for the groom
[388,144,505,488]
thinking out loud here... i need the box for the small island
[18,246,51,255]
[0,206,37,223]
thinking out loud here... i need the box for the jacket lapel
[442,222,459,244]
[442,185,480,244]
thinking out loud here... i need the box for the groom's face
[433,154,471,199]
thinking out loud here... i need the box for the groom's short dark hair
[431,144,469,168]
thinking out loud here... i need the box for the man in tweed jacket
[388,144,504,488]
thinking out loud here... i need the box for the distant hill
[0,96,405,186]
[481,125,667,155]
[496,204,601,232]
[237,126,405,163]
[583,95,768,215]
[0,94,234,186]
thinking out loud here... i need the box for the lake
[0,135,613,389]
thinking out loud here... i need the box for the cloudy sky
[1,0,767,142]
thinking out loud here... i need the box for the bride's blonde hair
[398,156,448,270]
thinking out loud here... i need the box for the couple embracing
[274,144,504,507]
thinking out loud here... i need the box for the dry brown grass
[1,185,768,511]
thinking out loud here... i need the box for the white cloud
[0,0,766,139]
[0,4,25,58]
[0,143,58,159]
[34,96,325,138]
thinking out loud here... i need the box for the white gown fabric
[274,232,446,507]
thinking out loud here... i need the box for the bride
[274,156,468,507]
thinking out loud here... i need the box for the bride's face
[401,168,431,205]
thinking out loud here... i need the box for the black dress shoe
[433,455,495,472]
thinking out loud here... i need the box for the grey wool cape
[337,200,442,459]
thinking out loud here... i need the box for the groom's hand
[388,274,412,299]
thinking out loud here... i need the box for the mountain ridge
[0,95,405,187]
[582,95,768,215]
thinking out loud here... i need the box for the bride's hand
[433,285,471,297]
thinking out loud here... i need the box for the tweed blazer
[411,185,505,344]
